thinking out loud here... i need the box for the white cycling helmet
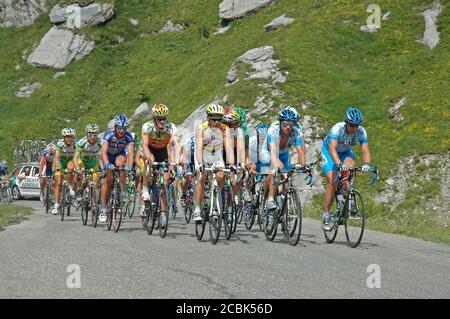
[62,127,76,137]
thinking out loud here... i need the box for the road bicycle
[323,166,378,248]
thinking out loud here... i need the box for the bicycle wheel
[222,187,234,240]
[129,186,137,218]
[159,186,169,238]
[106,190,114,231]
[195,199,208,241]
[144,201,156,234]
[208,187,222,245]
[264,207,278,241]
[283,190,302,246]
[81,187,89,226]
[243,200,256,230]
[184,203,193,224]
[60,185,66,222]
[92,205,99,228]
[345,190,365,248]
[323,196,339,243]
[112,185,123,233]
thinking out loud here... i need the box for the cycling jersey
[199,122,227,153]
[263,123,303,154]
[142,121,177,150]
[41,148,55,163]
[76,137,101,161]
[223,125,245,165]
[102,129,133,155]
[183,135,195,164]
[322,122,368,153]
[56,140,75,161]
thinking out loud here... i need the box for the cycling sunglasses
[155,117,167,122]
[208,117,222,122]
[280,120,295,127]
[116,126,126,131]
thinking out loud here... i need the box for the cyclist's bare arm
[328,140,342,166]
[141,133,151,162]
[100,142,110,165]
[73,151,81,170]
[53,149,61,172]
[224,127,234,166]
[195,129,203,166]
[126,143,134,167]
[361,143,371,164]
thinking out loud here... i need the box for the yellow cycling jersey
[199,122,228,153]
[142,121,177,150]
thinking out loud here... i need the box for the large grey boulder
[49,3,114,28]
[219,0,275,20]
[16,82,42,97]
[264,14,294,31]
[226,46,286,86]
[132,102,151,119]
[419,1,444,49]
[0,0,47,27]
[27,26,95,69]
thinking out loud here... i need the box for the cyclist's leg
[66,159,77,192]
[114,154,127,187]
[100,154,116,206]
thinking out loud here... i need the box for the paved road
[0,200,449,298]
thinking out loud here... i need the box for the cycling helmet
[1,159,7,166]
[62,127,76,137]
[206,103,224,117]
[233,107,246,125]
[114,114,130,128]
[279,107,298,122]
[256,124,269,137]
[130,132,138,142]
[345,107,363,125]
[286,106,300,122]
[223,109,240,124]
[151,103,169,117]
[85,123,99,134]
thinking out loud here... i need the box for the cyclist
[260,107,308,211]
[140,103,179,228]
[73,124,102,204]
[222,109,246,202]
[39,143,56,201]
[134,138,146,217]
[179,135,196,208]
[320,107,372,230]
[100,114,134,222]
[52,128,77,215]
[193,103,234,222]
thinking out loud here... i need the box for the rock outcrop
[219,0,275,21]
[0,0,47,28]
[27,26,95,69]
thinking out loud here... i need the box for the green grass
[0,0,448,242]
[0,204,34,229]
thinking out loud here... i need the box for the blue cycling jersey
[102,129,133,155]
[323,122,368,153]
[263,123,303,154]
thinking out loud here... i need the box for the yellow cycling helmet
[206,103,224,117]
[151,103,169,117]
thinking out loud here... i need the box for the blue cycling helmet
[345,107,363,125]
[256,124,269,137]
[286,106,300,122]
[114,114,130,128]
[130,132,138,142]
[279,107,298,122]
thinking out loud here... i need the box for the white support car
[10,163,41,200]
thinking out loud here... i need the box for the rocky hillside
[0,0,448,242]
